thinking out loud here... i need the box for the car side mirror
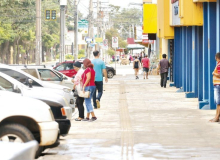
[13,85,21,93]
[28,79,33,88]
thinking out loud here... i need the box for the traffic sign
[112,37,118,48]
[78,19,88,28]
[103,39,108,49]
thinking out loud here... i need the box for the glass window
[0,68,42,87]
[0,76,13,91]
[22,69,39,79]
[65,63,73,70]
[38,69,61,81]
[55,64,65,71]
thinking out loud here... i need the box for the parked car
[53,61,77,78]
[0,72,71,136]
[0,64,75,112]
[14,65,74,89]
[53,60,116,79]
[0,89,59,158]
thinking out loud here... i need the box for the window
[0,68,42,87]
[22,69,39,79]
[55,64,65,71]
[0,76,13,91]
[55,63,73,71]
[38,69,61,81]
[65,63,73,70]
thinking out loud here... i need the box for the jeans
[76,96,84,118]
[214,85,220,105]
[161,72,168,88]
[85,86,96,113]
[93,81,103,108]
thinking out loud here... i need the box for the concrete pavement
[38,65,220,160]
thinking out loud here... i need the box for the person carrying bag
[81,59,97,122]
[72,61,84,121]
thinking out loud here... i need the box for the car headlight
[63,88,71,93]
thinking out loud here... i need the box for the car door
[53,71,74,88]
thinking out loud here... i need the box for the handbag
[78,69,91,98]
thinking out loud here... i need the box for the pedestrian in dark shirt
[158,54,170,88]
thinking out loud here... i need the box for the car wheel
[0,123,42,158]
[107,71,114,79]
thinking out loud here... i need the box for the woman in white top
[72,61,84,121]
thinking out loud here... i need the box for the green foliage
[65,54,74,60]
[78,49,85,59]
[56,54,60,59]
[107,49,115,56]
[109,5,142,39]
[105,28,128,49]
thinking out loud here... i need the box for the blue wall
[172,2,217,110]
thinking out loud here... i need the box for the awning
[127,44,145,49]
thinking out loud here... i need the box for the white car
[0,72,72,136]
[0,64,75,111]
[0,90,59,158]
[19,66,74,89]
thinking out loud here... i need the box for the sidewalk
[38,74,220,160]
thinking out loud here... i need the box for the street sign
[103,39,108,49]
[112,37,118,48]
[95,38,103,43]
[78,19,88,28]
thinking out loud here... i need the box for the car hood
[21,87,68,107]
[40,80,71,90]
[0,91,50,111]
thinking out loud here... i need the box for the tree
[105,28,128,49]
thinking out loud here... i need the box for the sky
[108,0,143,8]
[78,0,143,17]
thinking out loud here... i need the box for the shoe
[89,117,97,122]
[82,118,89,121]
[96,100,100,108]
[137,76,139,79]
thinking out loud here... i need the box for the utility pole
[60,0,67,62]
[87,0,93,58]
[35,0,42,65]
[129,24,131,38]
[74,0,79,60]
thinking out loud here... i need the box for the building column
[208,2,217,110]
[174,27,182,89]
[198,26,204,102]
[182,27,187,92]
[186,26,197,98]
[199,2,209,109]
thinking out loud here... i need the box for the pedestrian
[92,51,108,109]
[210,52,220,122]
[72,61,84,121]
[133,56,141,79]
[141,55,150,79]
[158,54,170,88]
[81,59,97,121]
[139,53,142,63]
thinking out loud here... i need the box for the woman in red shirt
[81,59,97,121]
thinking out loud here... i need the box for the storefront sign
[171,0,180,26]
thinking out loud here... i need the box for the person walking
[141,55,150,79]
[81,59,97,121]
[133,56,141,79]
[210,52,220,122]
[92,51,108,109]
[72,61,84,121]
[158,54,170,88]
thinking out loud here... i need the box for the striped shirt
[213,62,220,85]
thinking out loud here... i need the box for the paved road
[38,65,220,160]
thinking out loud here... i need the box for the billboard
[170,0,180,26]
